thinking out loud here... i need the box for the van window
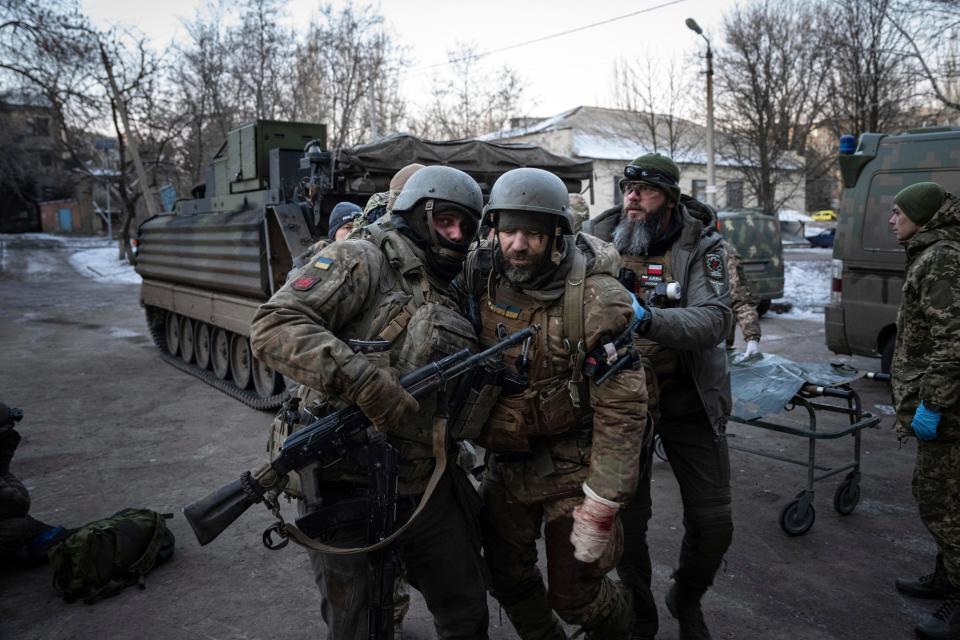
[862,170,960,252]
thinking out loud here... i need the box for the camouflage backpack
[49,508,175,604]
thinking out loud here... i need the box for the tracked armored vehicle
[135,119,594,409]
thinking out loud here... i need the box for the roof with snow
[482,106,803,171]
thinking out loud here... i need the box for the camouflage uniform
[584,194,734,639]
[461,233,648,639]
[251,211,489,638]
[892,192,960,592]
[723,240,761,344]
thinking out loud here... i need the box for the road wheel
[756,300,771,316]
[194,322,211,370]
[164,312,180,357]
[833,480,861,516]
[211,328,231,380]
[230,335,254,390]
[880,335,896,374]
[179,317,195,364]
[253,358,284,398]
[779,500,816,536]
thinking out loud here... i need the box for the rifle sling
[279,414,449,555]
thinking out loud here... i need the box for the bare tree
[411,42,527,140]
[717,0,832,213]
[889,0,960,114]
[611,54,699,160]
[225,0,293,121]
[823,0,918,137]
[168,3,234,186]
[291,2,406,148]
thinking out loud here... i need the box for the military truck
[717,208,785,315]
[135,119,594,409]
[825,127,960,372]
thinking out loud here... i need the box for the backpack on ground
[49,508,175,604]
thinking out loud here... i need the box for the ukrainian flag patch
[314,256,334,270]
[492,303,522,320]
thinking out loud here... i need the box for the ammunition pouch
[478,377,584,453]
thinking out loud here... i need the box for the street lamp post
[686,18,716,209]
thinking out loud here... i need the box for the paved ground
[0,235,931,639]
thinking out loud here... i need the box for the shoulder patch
[291,274,321,291]
[704,251,725,281]
[314,256,334,270]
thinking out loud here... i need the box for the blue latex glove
[630,293,648,323]
[911,401,941,441]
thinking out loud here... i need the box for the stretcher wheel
[833,480,860,516]
[780,500,816,536]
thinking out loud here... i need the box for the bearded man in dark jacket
[583,154,733,640]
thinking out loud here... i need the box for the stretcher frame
[724,383,881,536]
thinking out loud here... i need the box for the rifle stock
[183,324,539,546]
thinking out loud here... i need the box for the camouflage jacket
[250,219,476,492]
[459,234,647,504]
[724,239,761,343]
[892,192,960,440]
[583,204,734,430]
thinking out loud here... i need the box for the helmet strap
[551,225,563,265]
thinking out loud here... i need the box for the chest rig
[476,252,590,453]
[620,248,682,415]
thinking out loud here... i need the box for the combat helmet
[390,165,483,280]
[485,168,574,265]
[619,153,681,203]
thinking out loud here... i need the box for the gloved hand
[744,339,760,358]
[354,367,419,433]
[630,293,649,323]
[570,483,620,563]
[911,401,941,441]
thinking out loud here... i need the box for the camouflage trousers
[913,438,960,587]
[618,409,733,637]
[297,470,489,640]
[481,465,633,639]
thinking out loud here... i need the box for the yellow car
[811,209,837,221]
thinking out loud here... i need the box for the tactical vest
[269,220,479,496]
[476,253,590,453]
[620,249,681,417]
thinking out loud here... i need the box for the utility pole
[686,18,716,208]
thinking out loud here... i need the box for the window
[691,179,706,202]
[613,176,623,206]
[861,170,960,252]
[726,181,744,209]
[31,117,50,137]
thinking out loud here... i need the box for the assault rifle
[183,324,539,547]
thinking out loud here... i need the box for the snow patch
[108,328,141,338]
[774,259,830,319]
[68,247,141,285]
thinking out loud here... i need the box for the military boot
[915,592,960,640]
[665,583,712,640]
[501,590,567,640]
[899,556,959,600]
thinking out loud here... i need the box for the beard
[613,203,670,255]
[497,244,550,284]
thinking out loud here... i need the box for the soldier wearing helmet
[583,153,734,640]
[251,165,489,640]
[459,167,648,639]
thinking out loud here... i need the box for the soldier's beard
[498,245,550,284]
[613,204,669,255]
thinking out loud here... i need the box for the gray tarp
[337,134,594,190]
[728,352,862,420]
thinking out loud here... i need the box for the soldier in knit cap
[583,153,733,640]
[889,182,960,640]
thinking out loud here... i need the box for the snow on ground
[774,258,831,319]
[68,246,141,284]
[0,233,141,285]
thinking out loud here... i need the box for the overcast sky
[80,0,739,119]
